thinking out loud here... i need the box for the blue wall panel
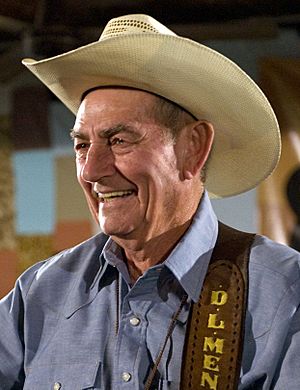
[13,150,55,234]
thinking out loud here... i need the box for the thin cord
[144,293,188,390]
[115,274,120,335]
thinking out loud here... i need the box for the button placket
[116,272,159,388]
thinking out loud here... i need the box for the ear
[181,120,214,180]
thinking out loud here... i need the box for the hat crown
[99,14,176,41]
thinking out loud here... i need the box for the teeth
[97,190,134,201]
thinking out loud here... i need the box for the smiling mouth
[96,190,135,202]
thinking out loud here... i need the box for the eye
[74,142,89,151]
[109,137,124,146]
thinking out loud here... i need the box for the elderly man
[0,14,299,390]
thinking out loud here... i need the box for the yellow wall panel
[0,116,15,251]
[55,156,91,221]
[16,235,53,274]
[0,249,18,298]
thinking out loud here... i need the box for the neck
[117,219,193,283]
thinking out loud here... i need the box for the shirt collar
[103,239,132,285]
[102,191,218,301]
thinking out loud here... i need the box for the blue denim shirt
[0,193,300,389]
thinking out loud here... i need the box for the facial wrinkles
[143,144,180,234]
[74,88,194,240]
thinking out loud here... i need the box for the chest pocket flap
[24,360,101,389]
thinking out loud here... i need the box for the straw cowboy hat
[22,14,281,198]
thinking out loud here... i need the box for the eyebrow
[70,129,86,140]
[69,124,137,140]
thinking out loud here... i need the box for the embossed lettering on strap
[180,223,255,390]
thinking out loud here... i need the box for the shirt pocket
[24,360,101,390]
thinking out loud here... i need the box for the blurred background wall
[1,1,300,298]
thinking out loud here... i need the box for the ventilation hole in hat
[102,18,160,39]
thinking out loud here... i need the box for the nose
[81,143,115,183]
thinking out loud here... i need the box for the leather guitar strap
[180,222,255,390]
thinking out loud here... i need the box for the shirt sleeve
[241,235,300,389]
[0,263,42,389]
[272,303,300,389]
[0,284,25,388]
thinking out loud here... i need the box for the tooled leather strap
[180,222,255,390]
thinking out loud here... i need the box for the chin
[99,221,132,238]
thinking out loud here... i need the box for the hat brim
[22,33,281,198]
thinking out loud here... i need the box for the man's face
[72,88,196,244]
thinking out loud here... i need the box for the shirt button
[129,316,140,326]
[53,383,61,390]
[122,372,132,382]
